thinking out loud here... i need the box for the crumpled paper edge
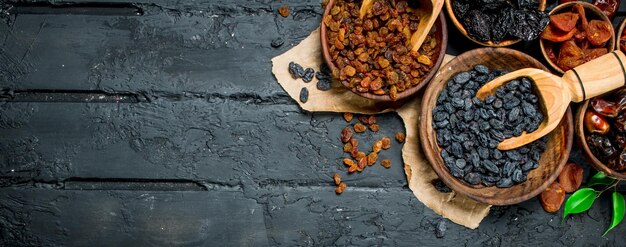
[271,28,490,229]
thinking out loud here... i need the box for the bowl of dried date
[420,47,574,205]
[446,0,548,47]
[540,1,615,74]
[576,90,626,180]
[321,0,448,101]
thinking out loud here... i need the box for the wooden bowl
[444,0,547,47]
[420,48,574,205]
[320,0,448,102]
[617,18,626,52]
[575,100,626,179]
[540,1,616,74]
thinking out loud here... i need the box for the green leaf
[586,172,615,188]
[603,192,625,236]
[563,188,599,219]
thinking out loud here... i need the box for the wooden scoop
[476,50,626,150]
[359,0,444,52]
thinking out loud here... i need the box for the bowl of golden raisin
[321,0,448,101]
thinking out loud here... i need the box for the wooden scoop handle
[563,50,626,102]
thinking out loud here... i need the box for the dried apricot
[539,182,565,213]
[558,163,583,193]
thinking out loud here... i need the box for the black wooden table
[0,0,625,246]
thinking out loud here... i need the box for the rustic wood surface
[1,0,626,246]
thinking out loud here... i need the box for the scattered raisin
[333,173,341,185]
[396,132,406,143]
[381,137,391,150]
[373,140,383,153]
[357,156,367,170]
[343,158,355,167]
[381,159,392,168]
[302,68,315,83]
[341,127,353,143]
[369,124,380,132]
[367,152,378,165]
[348,165,358,173]
[299,87,309,103]
[343,143,353,153]
[354,123,367,133]
[350,138,358,148]
[335,182,347,194]
[278,5,290,17]
[343,112,354,122]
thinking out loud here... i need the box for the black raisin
[271,37,284,48]
[299,87,309,103]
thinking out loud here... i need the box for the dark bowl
[320,0,448,102]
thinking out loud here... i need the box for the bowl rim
[320,0,448,102]
[444,0,547,47]
[617,17,626,52]
[419,47,574,205]
[539,1,616,74]
[575,100,626,179]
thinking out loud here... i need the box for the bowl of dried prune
[446,0,548,47]
[576,90,626,180]
[420,48,574,205]
[321,0,448,101]
[540,1,615,74]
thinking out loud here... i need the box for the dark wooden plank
[1,186,624,246]
[0,187,268,246]
[0,101,407,187]
[0,0,321,97]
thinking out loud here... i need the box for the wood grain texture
[420,48,573,205]
[409,0,444,52]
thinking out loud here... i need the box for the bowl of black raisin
[446,0,549,47]
[420,48,574,206]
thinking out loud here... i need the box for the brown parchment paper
[271,28,491,229]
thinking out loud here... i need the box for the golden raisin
[354,123,367,133]
[373,140,383,153]
[278,5,290,17]
[348,165,358,173]
[341,127,353,143]
[395,132,406,143]
[350,139,358,148]
[343,158,355,167]
[356,151,366,159]
[343,65,356,77]
[357,156,367,169]
[336,182,347,194]
[350,146,359,158]
[381,159,392,168]
[333,173,341,185]
[381,137,391,150]
[343,143,353,153]
[343,112,354,122]
[367,152,378,165]
[389,85,398,101]
[369,124,380,132]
